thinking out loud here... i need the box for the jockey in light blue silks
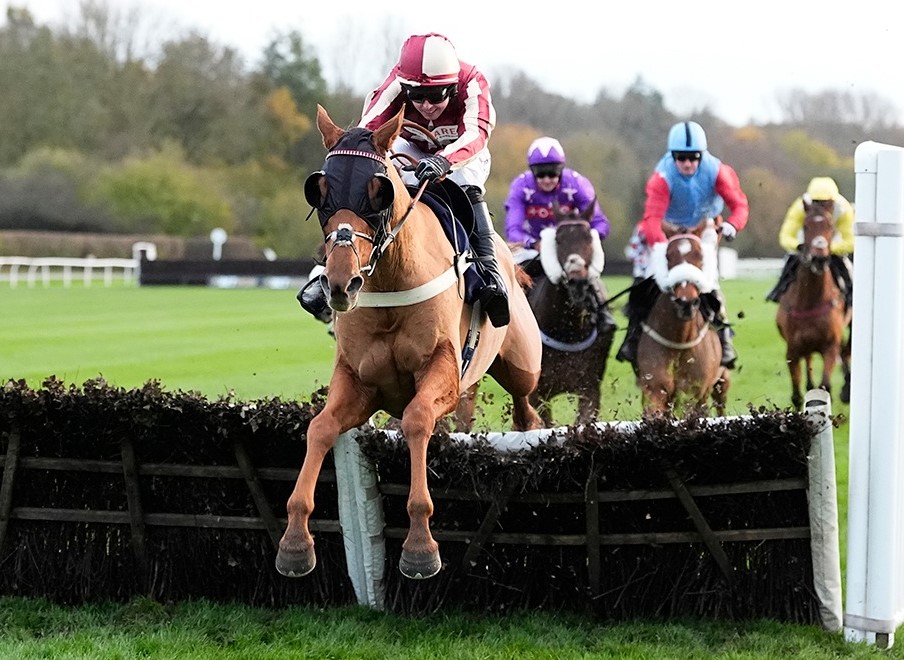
[616,120,750,370]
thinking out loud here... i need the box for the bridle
[311,146,427,277]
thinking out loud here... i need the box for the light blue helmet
[667,121,707,153]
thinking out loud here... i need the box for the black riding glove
[414,155,451,185]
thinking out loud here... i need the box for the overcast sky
[18,0,904,129]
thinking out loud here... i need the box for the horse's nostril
[347,276,364,296]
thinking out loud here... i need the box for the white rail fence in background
[0,241,156,288]
[844,141,904,649]
[0,256,138,288]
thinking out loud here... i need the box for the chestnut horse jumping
[634,220,729,415]
[276,106,543,580]
[776,200,852,410]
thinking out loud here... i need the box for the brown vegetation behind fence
[0,379,821,622]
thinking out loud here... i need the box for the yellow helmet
[806,177,839,201]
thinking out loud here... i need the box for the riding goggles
[404,84,454,104]
[672,151,702,162]
[531,165,563,179]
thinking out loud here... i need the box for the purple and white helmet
[527,137,566,166]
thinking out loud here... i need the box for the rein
[365,175,429,273]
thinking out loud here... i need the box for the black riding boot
[766,255,800,303]
[717,325,737,369]
[830,254,854,309]
[615,276,658,365]
[704,289,737,369]
[591,279,617,335]
[471,201,510,327]
[615,317,642,364]
[296,269,333,324]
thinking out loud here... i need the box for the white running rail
[0,256,138,288]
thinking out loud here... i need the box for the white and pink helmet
[396,33,460,87]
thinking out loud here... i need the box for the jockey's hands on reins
[414,154,451,184]
[720,222,737,241]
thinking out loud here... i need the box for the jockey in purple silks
[504,137,611,250]
[504,136,616,335]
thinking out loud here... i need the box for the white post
[210,228,227,261]
[844,141,904,648]
[333,426,386,609]
[804,388,842,632]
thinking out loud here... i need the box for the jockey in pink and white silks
[298,33,509,328]
[616,120,749,370]
[361,33,508,328]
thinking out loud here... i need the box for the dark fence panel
[356,415,819,622]
[0,379,822,624]
[138,258,316,286]
[0,379,352,607]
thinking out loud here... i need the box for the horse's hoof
[275,546,316,577]
[840,383,851,404]
[399,550,442,579]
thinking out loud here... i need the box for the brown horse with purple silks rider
[276,106,543,581]
[522,201,616,425]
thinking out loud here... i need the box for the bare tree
[776,88,900,130]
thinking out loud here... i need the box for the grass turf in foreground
[0,597,900,660]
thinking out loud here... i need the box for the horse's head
[801,199,835,274]
[664,235,706,320]
[302,105,405,312]
[649,218,717,320]
[538,201,605,310]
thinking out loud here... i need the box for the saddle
[407,180,481,305]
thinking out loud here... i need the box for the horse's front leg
[711,370,730,417]
[398,347,461,579]
[452,383,478,433]
[641,379,672,415]
[804,355,816,392]
[276,365,374,577]
[820,346,841,393]
[787,355,804,410]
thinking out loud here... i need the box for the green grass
[0,279,875,658]
[2,284,337,402]
[2,278,846,417]
[0,598,900,660]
